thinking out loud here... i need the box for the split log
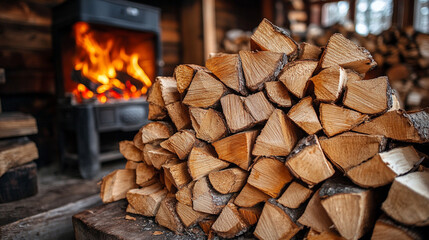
[278,60,318,98]
[265,81,292,108]
[381,171,429,226]
[158,76,180,105]
[319,103,368,137]
[147,78,165,108]
[208,168,248,194]
[278,181,312,209]
[220,94,255,133]
[319,178,378,240]
[346,69,363,82]
[136,162,157,187]
[176,201,208,228]
[189,107,228,143]
[247,157,293,198]
[287,96,322,135]
[119,140,143,162]
[143,143,177,169]
[371,215,425,240]
[347,146,421,188]
[250,18,300,60]
[162,161,192,189]
[141,121,174,144]
[133,129,144,151]
[192,176,232,214]
[234,183,270,208]
[126,183,167,216]
[160,130,196,160]
[0,138,38,177]
[206,53,247,95]
[297,189,334,233]
[0,112,37,138]
[155,195,184,233]
[239,50,287,91]
[238,206,262,226]
[100,169,138,203]
[299,42,322,60]
[148,103,167,120]
[187,142,229,180]
[244,91,275,123]
[343,76,392,114]
[211,202,249,238]
[165,101,192,130]
[126,204,140,215]
[311,65,347,102]
[212,130,259,170]
[125,160,138,170]
[352,108,429,143]
[182,70,227,108]
[320,33,377,74]
[175,181,195,207]
[252,109,301,156]
[286,135,335,186]
[174,64,207,94]
[320,132,386,171]
[254,199,303,240]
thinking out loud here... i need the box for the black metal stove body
[52,0,161,179]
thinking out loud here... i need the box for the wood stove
[52,0,161,179]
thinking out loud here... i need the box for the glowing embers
[72,22,152,104]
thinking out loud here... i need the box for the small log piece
[100,169,138,203]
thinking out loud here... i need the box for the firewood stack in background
[99,18,429,240]
[0,113,39,203]
[305,24,429,112]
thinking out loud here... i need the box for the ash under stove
[52,0,162,179]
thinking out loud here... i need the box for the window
[415,0,429,33]
[321,1,350,27]
[355,0,393,35]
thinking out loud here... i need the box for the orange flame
[72,22,153,103]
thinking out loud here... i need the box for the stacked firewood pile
[100,19,429,239]
[306,25,429,111]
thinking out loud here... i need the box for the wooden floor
[0,160,125,240]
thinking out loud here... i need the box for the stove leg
[77,105,100,179]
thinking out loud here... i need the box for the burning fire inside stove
[70,22,155,104]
